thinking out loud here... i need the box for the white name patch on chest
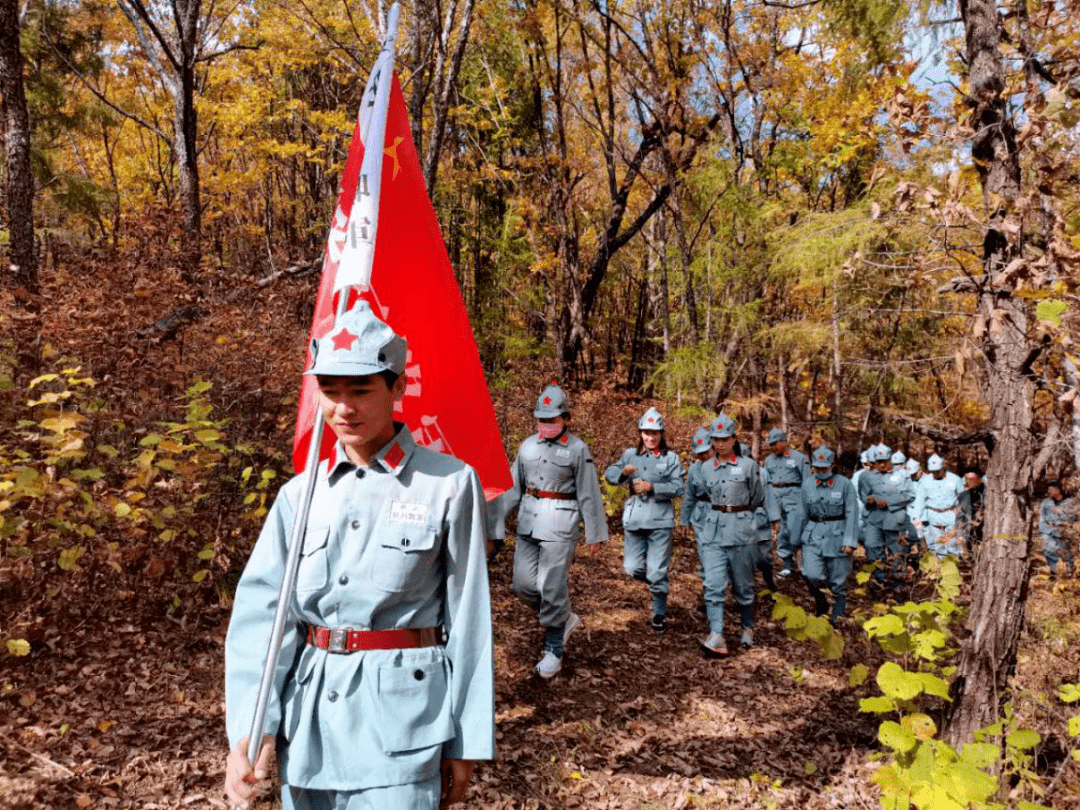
[388,500,429,526]
[556,448,572,460]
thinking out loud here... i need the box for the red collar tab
[560,434,569,445]
[817,477,834,487]
[382,441,405,470]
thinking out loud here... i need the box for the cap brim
[304,361,390,377]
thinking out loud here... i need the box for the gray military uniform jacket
[858,468,915,531]
[1039,496,1075,546]
[681,460,710,532]
[605,448,684,531]
[225,427,493,791]
[799,474,859,556]
[690,454,770,546]
[763,449,810,504]
[500,431,608,545]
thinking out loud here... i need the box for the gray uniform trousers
[283,778,441,810]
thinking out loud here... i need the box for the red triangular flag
[293,74,512,499]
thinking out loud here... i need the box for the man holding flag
[224,304,493,809]
[223,7,507,807]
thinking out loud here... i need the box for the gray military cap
[691,427,710,454]
[534,384,569,418]
[709,413,736,439]
[304,301,407,377]
[767,427,787,444]
[639,407,665,431]
[811,445,835,468]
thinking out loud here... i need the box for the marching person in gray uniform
[690,414,778,656]
[762,428,810,577]
[755,458,780,592]
[224,303,492,810]
[851,449,874,550]
[799,446,858,624]
[858,444,916,587]
[912,454,965,558]
[892,450,921,550]
[680,427,713,533]
[1039,480,1076,578]
[681,427,713,613]
[606,407,685,634]
[502,383,608,679]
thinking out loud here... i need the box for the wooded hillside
[2,0,1080,807]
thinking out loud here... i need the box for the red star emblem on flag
[331,328,359,351]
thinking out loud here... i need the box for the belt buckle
[327,628,350,654]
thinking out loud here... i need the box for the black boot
[758,560,776,592]
[806,581,829,617]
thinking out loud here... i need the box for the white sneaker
[563,612,582,646]
[740,628,754,647]
[535,651,563,679]
[778,568,792,578]
[699,632,728,656]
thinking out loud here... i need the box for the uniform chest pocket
[297,525,330,594]
[369,523,442,593]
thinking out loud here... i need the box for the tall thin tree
[0,0,38,300]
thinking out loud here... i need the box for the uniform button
[356,469,365,478]
[327,690,339,702]
[351,520,360,529]
[413,669,425,681]
[338,574,349,585]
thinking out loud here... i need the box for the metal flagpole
[243,2,401,770]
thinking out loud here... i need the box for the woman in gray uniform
[501,384,609,679]
[606,408,684,634]
[798,445,858,623]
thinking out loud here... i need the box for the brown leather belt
[771,482,800,488]
[927,506,957,513]
[526,487,576,501]
[306,625,444,654]
[711,504,752,512]
[808,515,845,522]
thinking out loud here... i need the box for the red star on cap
[543,396,552,405]
[332,328,359,351]
[647,417,655,423]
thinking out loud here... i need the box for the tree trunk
[944,0,1033,746]
[0,0,39,298]
[173,0,201,277]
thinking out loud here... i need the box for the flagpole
[243,2,401,770]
